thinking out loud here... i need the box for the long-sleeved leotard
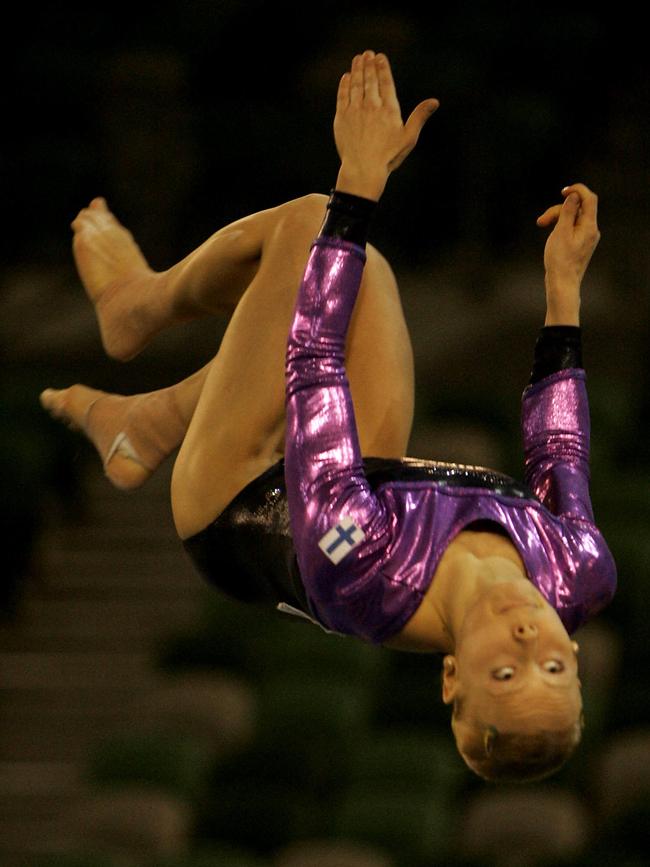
[284,213,617,645]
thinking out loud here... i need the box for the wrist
[544,276,581,326]
[544,301,581,326]
[318,190,377,246]
[544,312,581,326]
[530,325,583,384]
[336,165,387,201]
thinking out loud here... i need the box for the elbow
[591,545,618,616]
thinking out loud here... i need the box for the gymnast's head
[441,586,583,782]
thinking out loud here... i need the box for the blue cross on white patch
[318,517,365,565]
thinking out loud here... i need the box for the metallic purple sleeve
[521,370,617,631]
[285,237,411,640]
[522,369,592,518]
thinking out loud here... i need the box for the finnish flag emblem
[318,517,365,565]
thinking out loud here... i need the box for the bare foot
[71,198,170,361]
[40,384,187,490]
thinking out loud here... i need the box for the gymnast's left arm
[284,51,438,625]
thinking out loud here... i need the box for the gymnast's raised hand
[333,50,439,201]
[536,183,600,326]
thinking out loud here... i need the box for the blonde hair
[453,699,584,783]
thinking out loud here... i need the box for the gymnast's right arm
[523,183,601,517]
[521,183,616,622]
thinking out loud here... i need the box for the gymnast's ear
[441,655,458,704]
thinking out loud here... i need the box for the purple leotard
[285,235,617,644]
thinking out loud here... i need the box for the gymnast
[41,50,616,782]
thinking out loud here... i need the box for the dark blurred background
[2,2,650,866]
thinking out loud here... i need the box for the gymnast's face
[442,582,582,739]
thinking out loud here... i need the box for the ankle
[161,265,201,321]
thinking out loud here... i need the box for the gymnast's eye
[543,659,565,673]
[492,666,515,680]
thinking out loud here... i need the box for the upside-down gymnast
[41,50,616,783]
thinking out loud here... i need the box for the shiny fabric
[285,237,617,644]
[182,458,310,612]
[183,456,531,623]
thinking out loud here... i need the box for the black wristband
[318,189,378,246]
[529,326,583,384]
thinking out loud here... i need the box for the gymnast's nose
[512,622,538,642]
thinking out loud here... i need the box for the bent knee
[272,195,399,263]
[280,193,329,222]
[271,194,329,242]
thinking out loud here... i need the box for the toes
[71,209,92,231]
[40,388,70,421]
[40,387,61,413]
[40,388,76,430]
[71,197,109,230]
[40,385,90,433]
